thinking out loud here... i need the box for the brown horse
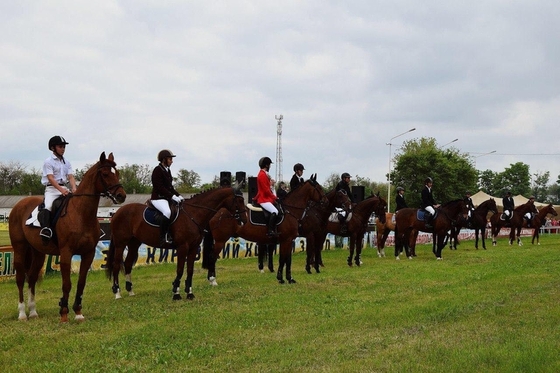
[490,201,538,246]
[9,152,126,322]
[202,175,326,284]
[448,198,498,250]
[300,189,353,274]
[105,186,246,300]
[394,199,468,260]
[325,193,387,267]
[528,204,557,245]
[375,213,420,257]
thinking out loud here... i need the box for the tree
[0,161,27,194]
[391,137,477,207]
[175,169,202,193]
[116,164,152,194]
[495,162,531,197]
[531,171,550,202]
[478,169,498,195]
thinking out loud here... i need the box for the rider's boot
[424,212,433,229]
[267,213,279,237]
[38,209,52,245]
[159,216,172,247]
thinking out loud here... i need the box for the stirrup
[40,227,53,239]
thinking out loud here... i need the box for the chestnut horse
[300,189,353,274]
[9,152,126,322]
[375,213,420,257]
[105,187,246,300]
[202,175,326,285]
[528,204,557,245]
[448,198,498,250]
[490,201,538,246]
[325,193,387,267]
[394,199,468,260]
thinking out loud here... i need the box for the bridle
[71,164,123,203]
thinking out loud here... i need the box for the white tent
[470,190,560,214]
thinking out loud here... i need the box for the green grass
[1,235,560,372]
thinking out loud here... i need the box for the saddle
[143,200,180,227]
[247,202,284,226]
[25,196,69,243]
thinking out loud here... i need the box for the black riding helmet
[158,149,176,162]
[293,163,305,172]
[48,136,69,151]
[341,172,351,179]
[259,157,273,168]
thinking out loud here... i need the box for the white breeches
[425,206,435,215]
[44,186,66,211]
[152,199,171,219]
[260,202,278,215]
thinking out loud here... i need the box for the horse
[9,152,126,322]
[375,213,420,257]
[490,201,538,246]
[325,193,387,267]
[105,186,246,300]
[448,198,498,250]
[299,189,353,274]
[394,199,468,260]
[527,204,557,245]
[202,175,326,285]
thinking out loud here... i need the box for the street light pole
[441,138,458,148]
[386,127,416,212]
[474,150,496,168]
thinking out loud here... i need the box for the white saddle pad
[25,206,41,227]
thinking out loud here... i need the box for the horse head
[305,173,327,205]
[374,192,387,224]
[543,203,558,217]
[482,198,499,215]
[441,199,468,222]
[82,152,127,204]
[334,189,353,212]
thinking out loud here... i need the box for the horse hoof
[408,256,413,260]
[306,268,312,274]
[129,291,136,296]
[29,311,39,319]
[260,269,265,274]
[395,256,400,260]
[186,294,195,300]
[172,294,182,301]
[436,257,442,260]
[288,278,297,284]
[75,314,85,322]
[278,279,285,284]
[18,314,28,321]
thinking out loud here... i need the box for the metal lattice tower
[275,114,283,183]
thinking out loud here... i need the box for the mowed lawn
[1,233,559,372]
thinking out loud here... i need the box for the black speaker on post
[220,171,232,187]
[352,186,365,203]
[235,171,246,188]
[248,177,258,202]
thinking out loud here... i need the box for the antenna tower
[275,114,283,183]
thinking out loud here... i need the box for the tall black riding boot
[267,213,279,237]
[38,209,52,245]
[424,212,433,229]
[159,216,172,247]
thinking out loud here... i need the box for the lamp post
[386,127,416,212]
[441,138,458,148]
[474,150,496,168]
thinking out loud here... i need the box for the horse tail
[105,239,116,280]
[201,230,214,269]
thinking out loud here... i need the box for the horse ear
[107,152,114,162]
[100,152,106,162]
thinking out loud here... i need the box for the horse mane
[77,152,115,191]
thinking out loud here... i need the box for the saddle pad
[25,206,41,227]
[328,212,353,223]
[143,208,160,227]
[416,210,437,221]
[249,210,285,226]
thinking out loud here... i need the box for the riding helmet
[48,136,69,150]
[258,157,273,168]
[425,177,433,184]
[396,186,404,192]
[341,172,351,179]
[158,149,176,162]
[293,163,305,172]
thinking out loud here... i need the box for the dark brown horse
[325,193,387,267]
[394,199,468,260]
[528,204,557,245]
[448,198,498,250]
[202,175,326,285]
[9,152,126,322]
[105,187,246,300]
[375,213,420,257]
[300,189,352,274]
[490,201,538,246]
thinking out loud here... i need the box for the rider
[151,149,184,246]
[502,191,515,221]
[335,172,354,233]
[290,163,305,191]
[395,186,408,212]
[464,191,475,220]
[255,156,280,236]
[420,177,439,229]
[39,136,78,243]
[524,196,536,227]
[276,181,288,201]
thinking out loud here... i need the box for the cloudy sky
[2,1,560,187]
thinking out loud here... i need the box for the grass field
[1,234,559,372]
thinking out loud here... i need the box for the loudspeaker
[352,186,365,203]
[248,177,258,202]
[220,171,232,187]
[235,171,246,187]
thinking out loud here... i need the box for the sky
[2,1,560,187]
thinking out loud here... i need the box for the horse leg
[435,234,445,260]
[58,253,73,323]
[517,227,523,246]
[15,255,27,320]
[257,243,265,273]
[72,250,95,321]
[267,244,275,273]
[184,249,197,300]
[109,240,125,300]
[282,242,296,284]
[276,251,286,284]
[172,245,187,300]
[123,242,140,296]
[355,236,363,266]
[24,250,46,320]
[347,237,354,267]
[305,237,313,274]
